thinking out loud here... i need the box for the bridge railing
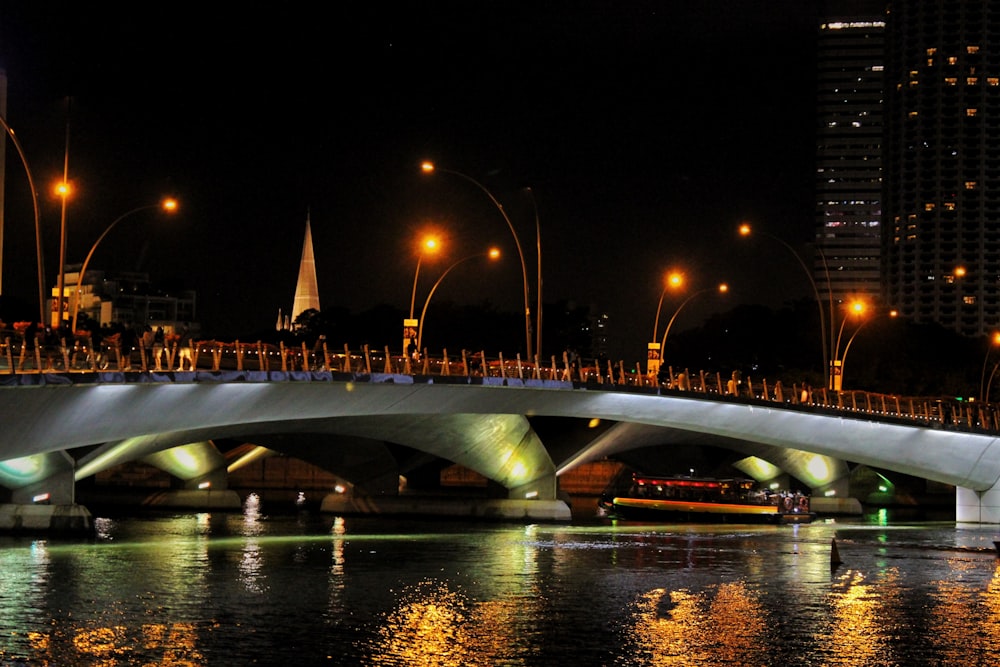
[2,332,997,433]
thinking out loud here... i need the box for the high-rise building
[814,11,886,307]
[882,1,1000,337]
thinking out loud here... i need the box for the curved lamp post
[421,161,534,362]
[830,300,866,392]
[404,235,440,356]
[647,270,683,375]
[70,198,178,332]
[0,114,46,324]
[979,331,1000,402]
[659,283,729,356]
[416,248,501,352]
[739,222,834,389]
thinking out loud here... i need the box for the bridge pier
[1,469,93,534]
[956,486,1000,523]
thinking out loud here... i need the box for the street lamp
[739,222,833,388]
[52,178,72,328]
[405,235,441,356]
[979,331,1000,402]
[659,283,729,359]
[830,300,866,391]
[648,270,683,375]
[0,113,46,324]
[421,161,534,361]
[416,248,501,352]
[70,198,179,332]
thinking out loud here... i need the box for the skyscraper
[882,0,1000,337]
[814,11,886,307]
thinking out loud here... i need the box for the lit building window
[968,45,980,54]
[967,77,978,85]
[909,111,919,118]
[948,56,959,65]
[966,181,978,190]
[925,203,935,211]
[910,79,919,86]
[927,48,937,55]
[946,77,958,85]
[989,78,1000,86]
[944,202,956,210]
[967,108,978,117]
[927,58,934,66]
[964,295,977,305]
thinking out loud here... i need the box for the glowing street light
[421,161,534,361]
[830,299,866,391]
[404,234,441,356]
[739,222,833,388]
[648,270,684,376]
[52,178,73,328]
[416,248,501,352]
[70,198,179,332]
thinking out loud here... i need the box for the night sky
[0,1,822,361]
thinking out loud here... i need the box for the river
[1,498,998,665]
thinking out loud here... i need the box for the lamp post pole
[0,114,46,324]
[830,301,865,392]
[421,162,533,362]
[416,248,500,352]
[53,115,72,329]
[406,236,439,357]
[70,199,178,332]
[648,271,683,376]
[740,223,833,389]
[659,283,728,361]
[979,332,1000,402]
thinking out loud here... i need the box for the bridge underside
[3,375,1000,522]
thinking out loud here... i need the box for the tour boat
[599,473,816,524]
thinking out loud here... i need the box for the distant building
[882,0,1000,336]
[814,10,886,306]
[59,266,198,335]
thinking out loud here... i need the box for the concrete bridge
[3,340,1000,529]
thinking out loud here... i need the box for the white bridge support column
[956,485,1000,523]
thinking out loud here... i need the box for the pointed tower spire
[291,210,320,322]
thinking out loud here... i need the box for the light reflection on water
[0,512,999,665]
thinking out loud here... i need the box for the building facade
[60,266,197,335]
[882,0,1000,336]
[814,12,886,307]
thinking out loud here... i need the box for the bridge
[2,336,1000,529]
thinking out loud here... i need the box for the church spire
[291,210,320,322]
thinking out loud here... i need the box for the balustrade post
[442,349,450,376]
[774,381,784,402]
[3,336,12,373]
[363,345,372,374]
[279,342,287,372]
[383,346,393,374]
[551,355,559,381]
[498,352,507,379]
[421,352,429,375]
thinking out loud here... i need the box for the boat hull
[608,497,816,524]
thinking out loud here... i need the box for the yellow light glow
[488,247,501,260]
[806,455,831,482]
[54,181,72,198]
[668,272,684,289]
[718,283,729,293]
[739,222,752,236]
[420,161,435,173]
[588,418,601,428]
[162,197,178,212]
